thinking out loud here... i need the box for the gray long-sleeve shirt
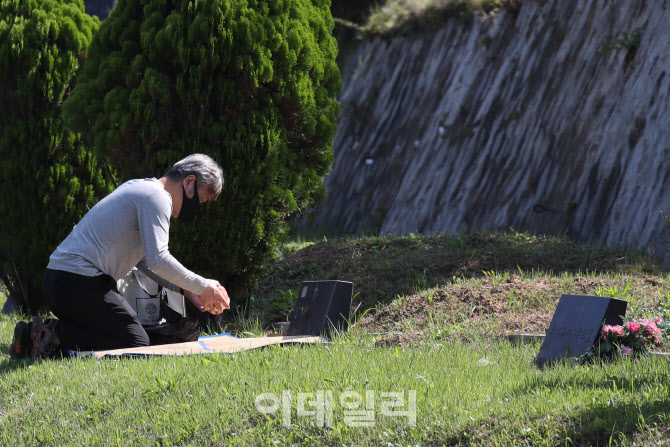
[48,178,208,295]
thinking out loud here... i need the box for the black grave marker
[536,294,627,367]
[287,281,353,338]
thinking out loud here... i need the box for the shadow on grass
[503,362,670,445]
[439,364,670,445]
[561,398,670,445]
[0,357,37,375]
[446,399,670,446]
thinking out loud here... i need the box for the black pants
[43,269,150,352]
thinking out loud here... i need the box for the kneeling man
[10,153,230,359]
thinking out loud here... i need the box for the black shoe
[9,321,32,360]
[31,316,60,359]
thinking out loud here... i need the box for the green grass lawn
[1,232,670,446]
[1,328,669,446]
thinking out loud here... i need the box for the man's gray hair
[165,154,224,198]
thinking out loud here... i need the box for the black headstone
[287,281,353,338]
[536,295,627,367]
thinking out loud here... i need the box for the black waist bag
[143,289,201,345]
[119,269,200,345]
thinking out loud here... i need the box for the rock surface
[304,0,670,262]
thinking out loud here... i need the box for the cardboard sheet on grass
[77,334,325,358]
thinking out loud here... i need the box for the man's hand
[184,279,231,315]
[183,289,205,311]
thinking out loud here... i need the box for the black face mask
[177,180,199,221]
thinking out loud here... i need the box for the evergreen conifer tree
[63,0,341,304]
[0,0,112,310]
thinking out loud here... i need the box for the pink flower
[644,321,661,336]
[654,317,664,325]
[621,345,633,356]
[601,325,613,337]
[635,318,662,336]
[611,325,624,336]
[637,318,651,326]
[626,322,640,334]
[654,337,661,345]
